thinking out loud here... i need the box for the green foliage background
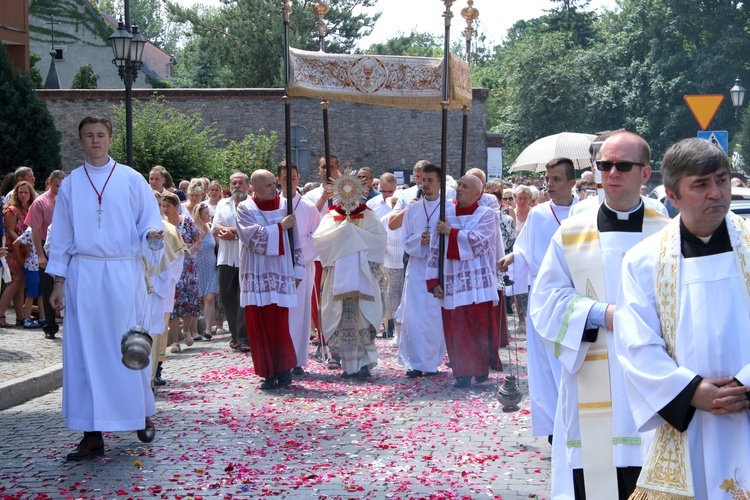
[109,98,276,183]
[0,45,62,186]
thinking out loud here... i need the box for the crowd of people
[8,116,748,499]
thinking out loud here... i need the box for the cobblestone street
[0,318,551,499]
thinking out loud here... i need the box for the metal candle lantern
[121,325,153,370]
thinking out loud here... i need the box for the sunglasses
[502,197,513,201]
[595,161,644,172]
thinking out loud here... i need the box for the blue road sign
[697,130,729,155]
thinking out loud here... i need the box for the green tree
[71,63,100,89]
[590,0,750,164]
[110,98,219,181]
[365,31,441,57]
[212,132,278,182]
[98,0,182,54]
[0,44,62,184]
[166,0,381,88]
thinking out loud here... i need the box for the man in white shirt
[213,172,251,353]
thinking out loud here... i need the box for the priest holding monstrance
[313,172,387,379]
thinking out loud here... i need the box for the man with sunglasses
[531,131,670,499]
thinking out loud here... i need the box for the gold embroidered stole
[632,213,750,500]
[562,207,668,499]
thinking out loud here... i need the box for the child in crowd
[13,226,44,328]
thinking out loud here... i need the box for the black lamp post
[731,76,746,120]
[108,7,146,168]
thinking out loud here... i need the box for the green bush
[211,131,278,183]
[110,98,219,181]
[71,64,99,89]
[110,97,277,184]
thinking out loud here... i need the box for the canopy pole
[281,1,295,259]
[322,101,332,207]
[459,0,478,177]
[438,0,454,290]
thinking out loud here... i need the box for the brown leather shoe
[65,434,105,461]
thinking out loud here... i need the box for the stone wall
[37,88,489,183]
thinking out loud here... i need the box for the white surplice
[425,202,499,310]
[398,197,446,372]
[236,196,305,308]
[47,158,163,432]
[513,200,574,437]
[283,193,321,367]
[615,218,750,500]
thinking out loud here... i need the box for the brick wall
[38,88,488,184]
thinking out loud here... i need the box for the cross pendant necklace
[423,199,439,232]
[83,162,117,228]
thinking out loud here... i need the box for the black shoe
[137,418,156,443]
[291,366,305,375]
[406,369,423,378]
[202,332,213,340]
[153,376,167,386]
[276,370,292,388]
[474,374,489,384]
[66,434,104,461]
[260,377,277,390]
[238,344,251,353]
[453,377,471,389]
[354,366,371,379]
[44,332,56,340]
[424,371,439,377]
[341,371,354,379]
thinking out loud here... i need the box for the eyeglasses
[357,175,371,180]
[595,160,645,172]
[502,197,513,201]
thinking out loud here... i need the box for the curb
[0,363,62,411]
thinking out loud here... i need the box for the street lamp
[731,76,746,120]
[108,8,146,168]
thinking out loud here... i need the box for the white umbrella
[509,132,597,173]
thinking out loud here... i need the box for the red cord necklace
[83,162,117,228]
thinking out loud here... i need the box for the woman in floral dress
[163,193,202,352]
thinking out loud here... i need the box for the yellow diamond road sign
[684,94,725,130]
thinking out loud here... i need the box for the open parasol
[509,132,596,173]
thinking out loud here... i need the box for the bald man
[237,169,305,390]
[426,174,502,389]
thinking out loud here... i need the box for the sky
[172,0,619,48]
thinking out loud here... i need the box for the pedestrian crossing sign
[697,130,729,155]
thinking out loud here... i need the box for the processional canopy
[287,48,472,110]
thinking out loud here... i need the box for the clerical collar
[84,157,115,171]
[455,200,479,216]
[680,218,731,258]
[598,202,644,233]
[253,195,280,211]
[604,199,642,220]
